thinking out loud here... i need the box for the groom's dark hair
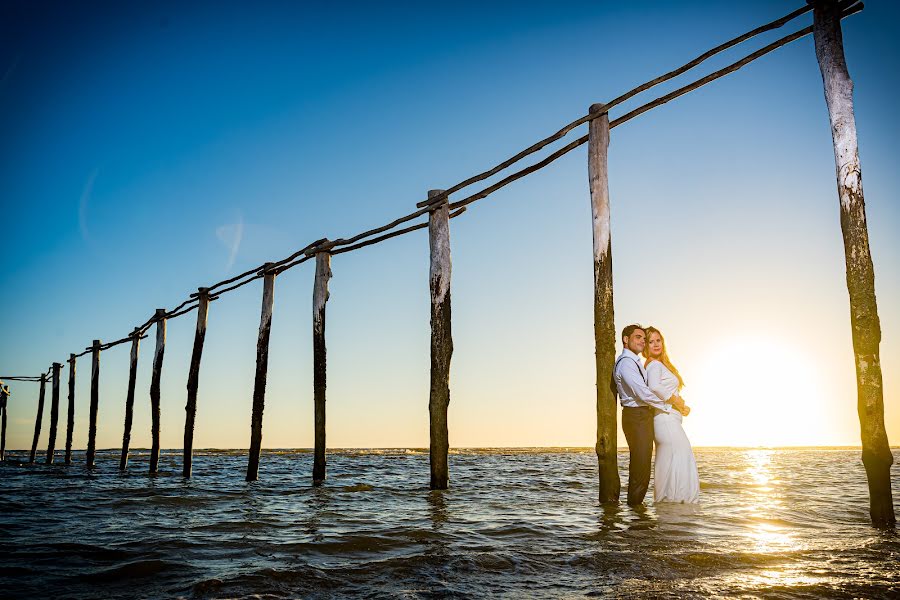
[621,323,645,344]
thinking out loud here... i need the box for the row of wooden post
[15,203,454,491]
[5,0,892,527]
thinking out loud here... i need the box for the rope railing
[1,2,865,483]
[2,0,863,379]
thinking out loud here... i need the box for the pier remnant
[1,384,9,461]
[587,104,620,503]
[29,374,47,463]
[247,263,276,482]
[86,340,101,468]
[150,309,167,474]
[427,189,453,490]
[811,0,894,528]
[65,355,76,465]
[312,253,332,485]
[119,329,141,471]
[45,363,61,464]
[183,289,210,478]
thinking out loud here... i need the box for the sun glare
[686,335,828,447]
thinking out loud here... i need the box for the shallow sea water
[1,448,898,599]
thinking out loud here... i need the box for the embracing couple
[613,324,699,506]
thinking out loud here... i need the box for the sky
[1,0,899,451]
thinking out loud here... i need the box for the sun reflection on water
[743,449,798,555]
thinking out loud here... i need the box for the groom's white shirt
[614,348,671,413]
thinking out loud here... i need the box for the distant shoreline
[4,446,897,452]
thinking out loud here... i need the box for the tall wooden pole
[65,354,76,465]
[427,189,453,490]
[247,263,276,482]
[1,384,9,461]
[811,0,894,528]
[183,289,210,478]
[86,340,101,468]
[119,329,141,471]
[588,104,621,503]
[29,374,47,463]
[45,363,61,464]
[149,309,166,474]
[312,252,332,485]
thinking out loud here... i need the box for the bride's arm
[646,363,669,402]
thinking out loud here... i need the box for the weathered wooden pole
[29,374,47,463]
[86,340,101,468]
[45,363,61,464]
[0,384,9,461]
[811,0,894,528]
[183,289,210,478]
[247,263,276,482]
[64,354,76,465]
[149,309,167,474]
[119,329,141,471]
[427,189,453,490]
[312,252,332,485]
[588,103,621,503]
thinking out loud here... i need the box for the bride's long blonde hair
[642,326,684,390]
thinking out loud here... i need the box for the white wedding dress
[646,360,700,503]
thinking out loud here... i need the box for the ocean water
[1,448,898,599]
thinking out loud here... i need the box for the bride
[643,326,700,503]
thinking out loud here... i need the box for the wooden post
[119,329,141,471]
[811,0,895,528]
[247,263,276,482]
[29,374,47,463]
[86,340,101,468]
[1,384,9,461]
[312,252,332,485]
[149,309,166,474]
[427,189,453,490]
[64,354,76,465]
[183,289,210,478]
[45,363,61,464]
[588,103,621,503]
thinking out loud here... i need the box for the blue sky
[2,0,899,451]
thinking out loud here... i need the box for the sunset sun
[688,335,829,447]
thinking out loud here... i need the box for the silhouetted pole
[119,329,141,471]
[247,263,276,482]
[29,374,47,463]
[86,340,101,468]
[427,189,453,490]
[588,103,620,503]
[149,309,167,474]
[183,289,210,478]
[0,384,9,461]
[312,252,332,485]
[65,355,76,465]
[811,0,894,528]
[45,363,61,464]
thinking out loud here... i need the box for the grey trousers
[622,406,654,505]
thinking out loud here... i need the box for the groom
[613,324,686,506]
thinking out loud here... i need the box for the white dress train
[646,360,700,503]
